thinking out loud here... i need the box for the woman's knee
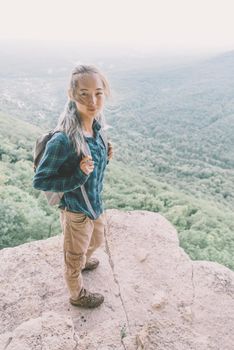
[93,226,105,248]
[64,251,85,277]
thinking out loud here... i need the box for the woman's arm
[33,135,89,193]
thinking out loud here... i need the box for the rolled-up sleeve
[33,136,89,193]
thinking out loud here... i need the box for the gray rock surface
[0,209,233,349]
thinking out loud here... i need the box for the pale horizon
[1,0,234,56]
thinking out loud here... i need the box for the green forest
[0,51,234,271]
[0,110,233,271]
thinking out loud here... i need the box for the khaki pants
[60,209,106,300]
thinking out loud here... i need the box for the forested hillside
[0,113,62,247]
[0,49,233,270]
[107,51,234,209]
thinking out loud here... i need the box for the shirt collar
[93,118,102,132]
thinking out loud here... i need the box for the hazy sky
[1,0,234,54]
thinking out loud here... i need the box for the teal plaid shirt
[33,119,108,220]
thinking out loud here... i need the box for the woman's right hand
[79,156,95,175]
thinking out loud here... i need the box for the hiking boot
[82,257,99,271]
[69,288,104,308]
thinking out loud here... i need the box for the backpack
[33,129,108,208]
[33,130,61,172]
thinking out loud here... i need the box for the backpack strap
[79,129,109,219]
[80,140,98,219]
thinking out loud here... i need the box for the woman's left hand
[108,141,113,160]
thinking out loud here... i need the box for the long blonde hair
[54,64,111,154]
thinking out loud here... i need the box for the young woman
[33,64,113,308]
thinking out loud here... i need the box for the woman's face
[74,73,105,120]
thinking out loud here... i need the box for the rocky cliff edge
[0,209,233,350]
